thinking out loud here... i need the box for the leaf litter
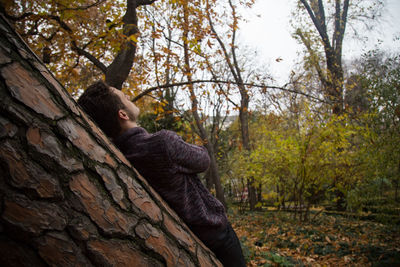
[228,209,400,266]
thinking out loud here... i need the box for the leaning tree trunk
[0,13,221,267]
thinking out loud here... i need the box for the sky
[238,0,400,84]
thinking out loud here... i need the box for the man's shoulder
[115,128,170,156]
[155,130,186,146]
[115,128,180,148]
[114,127,146,145]
[154,129,177,138]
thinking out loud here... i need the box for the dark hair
[77,81,124,139]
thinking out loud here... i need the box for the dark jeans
[204,223,246,267]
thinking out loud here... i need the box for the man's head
[77,81,140,139]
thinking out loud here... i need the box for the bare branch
[137,0,157,6]
[205,58,239,108]
[47,15,73,32]
[300,0,331,50]
[206,0,239,83]
[228,0,244,86]
[72,41,107,73]
[333,0,341,49]
[132,79,329,104]
[296,29,327,86]
[3,12,34,21]
[337,0,349,52]
[57,0,106,11]
[317,0,327,33]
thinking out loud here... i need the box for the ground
[228,208,400,267]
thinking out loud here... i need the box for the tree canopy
[2,0,398,215]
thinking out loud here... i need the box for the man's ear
[118,109,129,120]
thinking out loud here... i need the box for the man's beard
[125,108,138,123]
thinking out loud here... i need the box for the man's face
[111,87,140,122]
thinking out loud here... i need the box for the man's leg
[207,223,246,267]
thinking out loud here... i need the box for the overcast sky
[238,0,400,84]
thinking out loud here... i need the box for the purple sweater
[114,127,227,240]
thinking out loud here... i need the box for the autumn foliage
[1,0,399,265]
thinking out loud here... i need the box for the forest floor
[228,207,400,266]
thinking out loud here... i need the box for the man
[78,81,246,267]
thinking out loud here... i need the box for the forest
[1,0,399,266]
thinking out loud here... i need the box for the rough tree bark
[0,13,221,267]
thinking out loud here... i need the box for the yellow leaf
[128,35,138,43]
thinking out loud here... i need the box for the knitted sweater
[114,127,228,240]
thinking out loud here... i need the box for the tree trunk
[298,0,348,115]
[276,184,281,210]
[257,182,262,203]
[181,3,226,208]
[204,168,213,191]
[325,55,344,115]
[239,105,256,210]
[0,13,221,267]
[105,0,154,89]
[299,0,348,210]
[206,0,256,210]
[396,160,400,202]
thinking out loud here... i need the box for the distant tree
[293,0,384,114]
[292,0,384,210]
[344,74,370,116]
[360,50,400,202]
[205,0,260,210]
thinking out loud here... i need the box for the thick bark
[0,13,221,267]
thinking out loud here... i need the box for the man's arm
[162,130,210,173]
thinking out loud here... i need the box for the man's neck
[120,120,138,135]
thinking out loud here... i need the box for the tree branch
[296,29,327,86]
[300,0,331,50]
[337,0,349,52]
[3,12,34,21]
[72,41,107,73]
[206,0,239,83]
[47,15,73,32]
[137,0,157,5]
[106,0,159,89]
[132,79,329,103]
[205,58,239,108]
[57,0,106,11]
[228,0,245,88]
[317,0,327,33]
[333,0,341,50]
